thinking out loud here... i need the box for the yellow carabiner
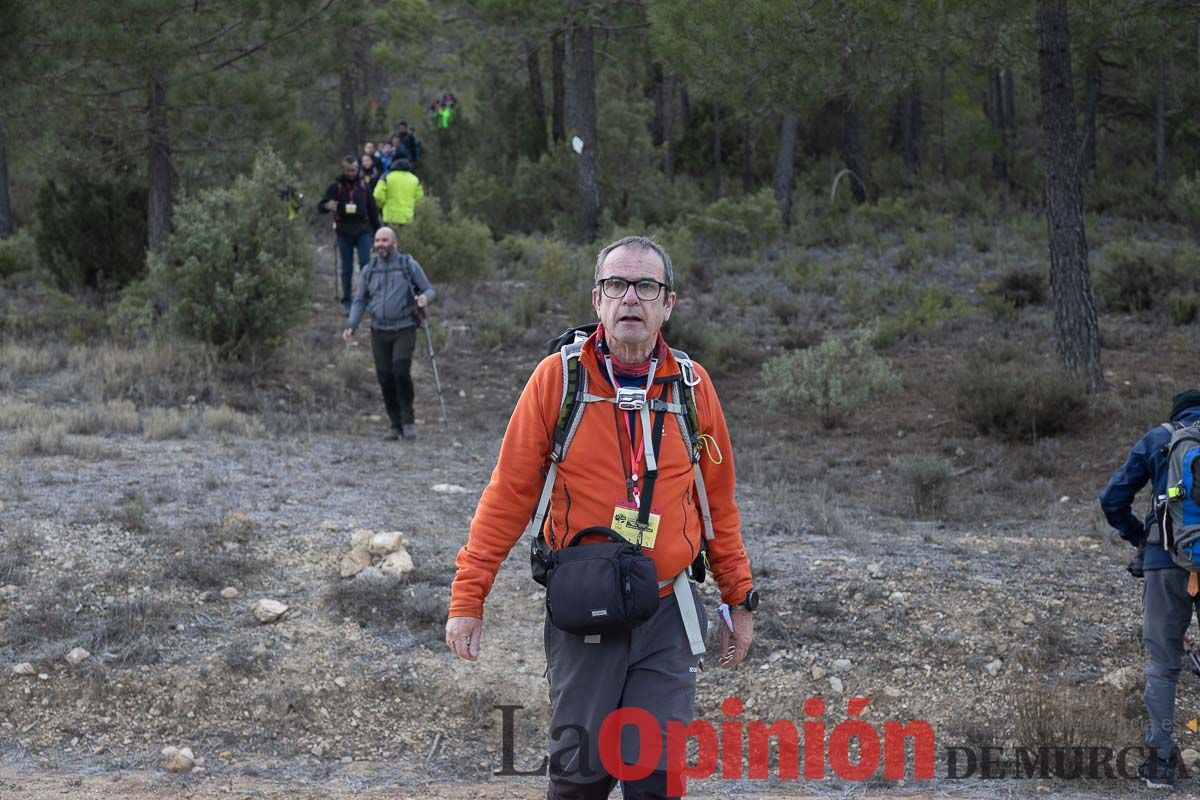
[698,433,724,465]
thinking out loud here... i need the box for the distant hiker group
[318,116,441,440]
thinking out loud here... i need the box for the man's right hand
[324,200,338,211]
[342,328,354,342]
[446,616,483,661]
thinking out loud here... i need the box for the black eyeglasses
[596,277,670,301]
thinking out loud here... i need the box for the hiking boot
[400,423,416,441]
[383,427,401,441]
[1138,756,1177,789]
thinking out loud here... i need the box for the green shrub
[0,230,35,278]
[894,455,952,518]
[1167,291,1200,325]
[34,175,147,292]
[499,234,591,301]
[870,285,973,348]
[120,151,311,357]
[954,357,1088,441]
[685,189,782,254]
[1093,240,1174,312]
[759,329,899,428]
[1169,173,1200,238]
[403,195,495,284]
[664,314,755,378]
[894,230,927,272]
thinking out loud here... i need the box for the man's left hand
[416,293,429,309]
[719,607,753,669]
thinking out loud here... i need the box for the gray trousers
[544,585,708,800]
[1144,567,1199,758]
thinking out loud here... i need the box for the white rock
[1181,748,1200,770]
[220,587,239,600]
[767,651,783,664]
[320,520,341,532]
[350,529,373,549]
[883,686,902,698]
[888,592,907,604]
[832,658,852,672]
[379,548,414,577]
[339,547,372,579]
[1101,666,1140,693]
[12,662,35,676]
[161,745,195,773]
[368,531,406,556]
[811,665,827,680]
[866,563,882,578]
[828,676,844,694]
[333,676,347,689]
[253,599,288,623]
[985,659,1003,676]
[431,483,468,494]
[64,647,90,666]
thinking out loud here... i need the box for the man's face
[381,143,393,155]
[391,137,402,149]
[398,123,408,135]
[592,246,675,354]
[341,163,358,180]
[374,230,396,257]
[364,143,375,154]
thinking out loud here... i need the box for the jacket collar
[579,328,681,393]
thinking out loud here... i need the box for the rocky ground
[4,236,1200,799]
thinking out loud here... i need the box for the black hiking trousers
[370,327,417,429]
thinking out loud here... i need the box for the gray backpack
[1156,422,1200,571]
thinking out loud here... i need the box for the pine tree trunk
[1036,0,1103,392]
[741,123,753,193]
[0,112,12,239]
[526,40,548,156]
[1083,54,1100,180]
[773,113,798,231]
[842,97,866,203]
[901,80,921,188]
[147,70,173,255]
[989,68,1008,182]
[1154,54,1167,197]
[551,31,566,144]
[339,59,359,158]
[661,75,676,180]
[650,62,665,148]
[712,105,722,199]
[568,19,599,243]
[937,0,948,181]
[1003,67,1016,131]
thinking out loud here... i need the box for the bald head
[373,226,397,256]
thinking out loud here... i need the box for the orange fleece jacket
[449,333,753,619]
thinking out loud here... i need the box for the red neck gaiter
[596,324,667,378]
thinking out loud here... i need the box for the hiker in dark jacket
[395,120,422,163]
[318,155,381,313]
[342,226,436,440]
[1100,389,1200,789]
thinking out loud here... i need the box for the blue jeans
[337,232,372,309]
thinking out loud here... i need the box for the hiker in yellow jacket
[373,156,423,227]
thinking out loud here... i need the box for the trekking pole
[417,309,448,425]
[331,224,339,304]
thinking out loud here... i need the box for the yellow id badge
[344,202,357,214]
[611,503,660,549]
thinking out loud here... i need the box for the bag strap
[564,526,629,549]
[638,409,667,526]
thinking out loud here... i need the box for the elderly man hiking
[446,236,757,799]
[342,227,435,441]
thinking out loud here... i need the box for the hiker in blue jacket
[1101,389,1200,789]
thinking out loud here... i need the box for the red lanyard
[621,410,645,504]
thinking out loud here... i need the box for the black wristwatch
[739,588,760,612]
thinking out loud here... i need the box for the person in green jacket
[372,156,423,229]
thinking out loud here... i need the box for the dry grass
[0,530,39,586]
[202,404,261,436]
[8,425,121,460]
[326,562,454,637]
[143,409,192,441]
[0,400,141,436]
[63,341,218,407]
[64,400,141,435]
